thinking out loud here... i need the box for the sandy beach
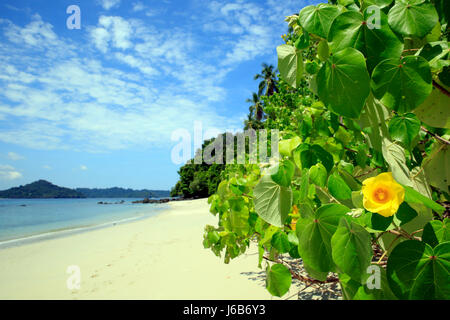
[0,199,278,300]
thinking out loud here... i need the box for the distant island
[0,180,170,199]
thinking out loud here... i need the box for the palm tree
[244,113,254,130]
[246,92,263,122]
[254,63,278,96]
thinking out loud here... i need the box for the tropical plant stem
[433,80,450,98]
[420,126,450,146]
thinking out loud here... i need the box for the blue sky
[0,0,318,190]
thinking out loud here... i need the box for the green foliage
[203,0,450,300]
[265,263,292,297]
[253,175,292,227]
[317,48,370,118]
[387,240,450,299]
[0,180,85,199]
[331,217,373,282]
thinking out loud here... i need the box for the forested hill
[76,187,170,198]
[0,180,85,198]
[0,180,170,199]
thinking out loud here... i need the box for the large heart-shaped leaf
[296,204,350,272]
[298,4,341,39]
[293,143,334,172]
[317,48,370,119]
[277,44,304,88]
[327,173,352,200]
[271,159,295,188]
[266,263,292,297]
[423,143,449,193]
[328,10,403,72]
[422,219,450,248]
[331,217,373,282]
[388,0,439,38]
[254,175,293,227]
[371,55,432,113]
[388,113,421,148]
[414,86,450,129]
[271,231,292,253]
[387,240,450,299]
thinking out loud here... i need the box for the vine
[203,0,449,300]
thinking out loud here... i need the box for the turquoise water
[0,198,167,245]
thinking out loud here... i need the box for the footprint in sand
[91,274,99,278]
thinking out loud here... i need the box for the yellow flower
[362,172,405,217]
[290,205,299,230]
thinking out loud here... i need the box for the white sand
[0,199,278,299]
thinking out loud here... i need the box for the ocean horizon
[0,198,168,247]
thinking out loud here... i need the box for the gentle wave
[0,209,165,249]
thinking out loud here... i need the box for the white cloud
[80,165,88,171]
[98,0,121,10]
[43,165,51,170]
[132,2,145,12]
[89,16,133,52]
[0,15,241,152]
[7,152,24,160]
[0,165,22,180]
[3,14,57,47]
[0,0,306,154]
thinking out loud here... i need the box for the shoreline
[0,199,276,299]
[0,201,170,249]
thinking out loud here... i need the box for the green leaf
[317,48,370,119]
[328,173,352,200]
[317,39,329,61]
[381,138,412,187]
[395,202,418,226]
[305,61,320,74]
[266,263,292,297]
[254,175,293,227]
[414,86,450,129]
[388,113,421,148]
[338,0,355,6]
[298,203,314,219]
[303,262,328,281]
[371,56,432,113]
[422,219,450,248]
[328,10,403,72]
[277,44,304,88]
[279,136,302,157]
[352,191,364,208]
[295,31,309,50]
[299,168,310,203]
[424,144,449,192]
[271,159,295,188]
[331,217,373,282]
[365,212,394,231]
[271,231,291,253]
[298,4,341,39]
[229,206,250,236]
[362,0,393,9]
[404,185,445,215]
[296,204,350,272]
[342,270,394,300]
[439,66,450,86]
[309,163,327,187]
[388,0,439,38]
[293,143,334,173]
[387,240,450,299]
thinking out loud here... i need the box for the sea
[0,198,168,248]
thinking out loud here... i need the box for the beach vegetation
[203,0,450,300]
